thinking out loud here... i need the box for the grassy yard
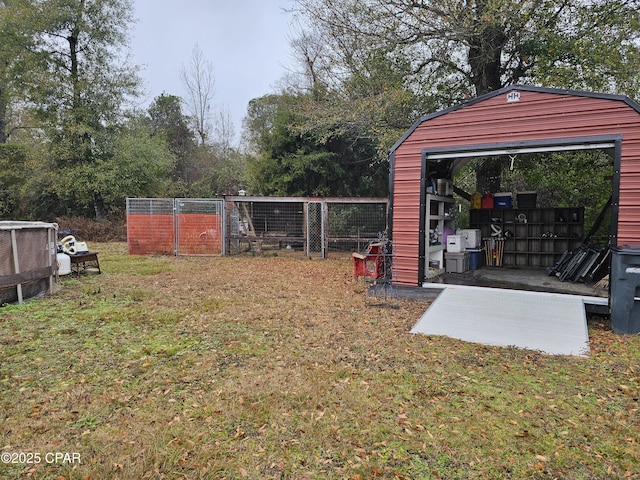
[0,243,638,479]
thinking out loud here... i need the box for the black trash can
[610,245,640,334]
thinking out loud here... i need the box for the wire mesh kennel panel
[306,202,324,259]
[225,198,307,255]
[224,196,388,258]
[126,198,175,255]
[325,201,388,254]
[175,199,224,255]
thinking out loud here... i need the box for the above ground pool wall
[0,221,57,304]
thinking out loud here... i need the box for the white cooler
[460,229,481,249]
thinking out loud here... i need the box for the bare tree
[180,44,215,145]
[212,105,236,157]
[287,21,331,91]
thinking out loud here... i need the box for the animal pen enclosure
[126,197,388,258]
[224,196,388,258]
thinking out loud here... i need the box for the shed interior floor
[425,266,608,298]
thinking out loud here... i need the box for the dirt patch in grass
[1,243,638,479]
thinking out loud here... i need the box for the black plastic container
[517,191,537,208]
[610,245,640,334]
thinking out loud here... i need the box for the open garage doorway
[420,137,618,303]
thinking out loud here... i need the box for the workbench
[69,252,101,276]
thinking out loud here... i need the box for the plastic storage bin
[517,191,537,208]
[471,192,482,209]
[610,246,640,334]
[467,248,484,270]
[445,251,469,273]
[446,235,464,253]
[481,193,494,209]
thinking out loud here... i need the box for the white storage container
[57,252,71,275]
[446,234,464,253]
[460,229,482,249]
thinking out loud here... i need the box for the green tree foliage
[0,144,28,218]
[185,145,248,198]
[0,0,37,143]
[25,120,175,219]
[0,0,247,221]
[144,94,246,198]
[244,94,387,196]
[23,0,141,218]
[510,150,614,241]
[288,0,640,197]
[293,45,432,157]
[293,0,640,99]
[146,93,197,185]
[66,123,175,216]
[454,150,614,241]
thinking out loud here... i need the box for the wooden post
[10,229,23,304]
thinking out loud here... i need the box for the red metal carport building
[388,85,640,287]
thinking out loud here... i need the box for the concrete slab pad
[411,285,590,356]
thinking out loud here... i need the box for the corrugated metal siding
[391,89,640,286]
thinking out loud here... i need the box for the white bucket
[57,252,71,276]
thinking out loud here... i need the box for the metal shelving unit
[425,194,455,277]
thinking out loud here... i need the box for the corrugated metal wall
[390,87,640,286]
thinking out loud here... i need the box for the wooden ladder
[241,202,263,255]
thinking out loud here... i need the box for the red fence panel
[126,198,175,255]
[176,213,222,255]
[127,198,224,256]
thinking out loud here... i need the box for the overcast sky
[130,0,295,143]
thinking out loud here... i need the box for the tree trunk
[475,157,502,194]
[93,191,106,220]
[468,0,507,96]
[468,1,507,193]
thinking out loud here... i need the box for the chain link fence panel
[128,196,388,259]
[175,199,224,255]
[126,198,175,255]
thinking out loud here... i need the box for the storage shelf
[429,243,446,252]
[425,195,455,277]
[470,207,584,268]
